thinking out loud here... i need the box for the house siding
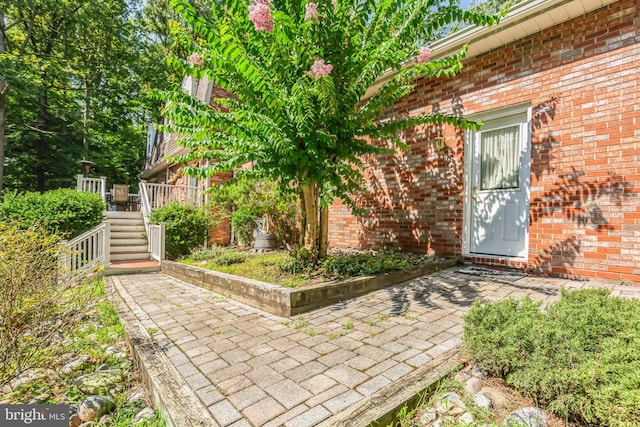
[328,0,640,283]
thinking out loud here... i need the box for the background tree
[0,0,180,196]
[161,0,503,258]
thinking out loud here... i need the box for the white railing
[58,222,110,281]
[77,175,107,201]
[139,181,152,237]
[142,182,203,209]
[149,223,166,261]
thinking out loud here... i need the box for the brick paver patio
[109,268,640,426]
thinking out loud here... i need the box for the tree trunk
[300,182,319,255]
[319,204,328,258]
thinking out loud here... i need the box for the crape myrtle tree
[162,0,503,258]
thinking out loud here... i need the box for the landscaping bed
[166,248,457,317]
[0,280,164,427]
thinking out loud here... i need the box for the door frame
[462,101,532,260]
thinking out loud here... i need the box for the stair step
[110,245,149,254]
[110,232,146,239]
[104,211,142,220]
[111,225,145,233]
[107,219,145,226]
[110,238,148,247]
[110,253,151,262]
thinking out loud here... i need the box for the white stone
[473,391,492,410]
[464,377,483,396]
[459,412,475,425]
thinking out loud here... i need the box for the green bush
[150,203,210,260]
[231,207,259,245]
[0,189,104,238]
[321,252,411,278]
[463,289,640,426]
[185,246,247,266]
[207,174,299,247]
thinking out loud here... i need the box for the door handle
[471,186,478,201]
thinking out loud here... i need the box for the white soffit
[431,0,617,60]
[364,0,617,98]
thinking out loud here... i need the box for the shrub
[0,189,104,238]
[0,222,95,386]
[150,203,210,259]
[321,252,411,278]
[231,207,260,246]
[207,174,299,247]
[463,289,640,426]
[185,246,247,266]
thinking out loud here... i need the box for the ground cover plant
[181,246,434,287]
[0,221,162,425]
[463,289,640,426]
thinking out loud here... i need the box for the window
[480,125,521,190]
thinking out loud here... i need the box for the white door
[468,109,531,258]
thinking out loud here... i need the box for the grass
[182,250,309,287]
[0,279,165,427]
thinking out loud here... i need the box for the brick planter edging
[161,258,457,317]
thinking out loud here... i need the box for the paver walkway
[109,269,640,426]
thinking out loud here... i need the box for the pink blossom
[415,46,431,64]
[248,0,274,32]
[305,3,318,21]
[186,53,204,67]
[309,59,333,79]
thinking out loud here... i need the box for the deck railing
[58,222,110,281]
[141,182,203,210]
[77,175,107,201]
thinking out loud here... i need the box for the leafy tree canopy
[162,0,504,255]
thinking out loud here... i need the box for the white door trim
[462,102,532,260]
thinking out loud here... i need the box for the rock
[28,392,50,404]
[73,370,123,395]
[471,363,488,378]
[108,385,123,397]
[120,359,134,370]
[79,423,95,427]
[481,386,510,409]
[464,377,483,396]
[1,369,51,394]
[104,346,118,355]
[62,355,90,374]
[126,386,148,404]
[95,364,111,372]
[454,370,471,383]
[113,352,127,359]
[69,413,82,427]
[435,392,467,416]
[98,414,112,425]
[459,412,475,425]
[134,407,155,424]
[86,333,98,342]
[473,391,492,410]
[503,407,547,427]
[433,419,444,427]
[420,407,437,424]
[78,395,115,422]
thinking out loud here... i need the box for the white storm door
[469,111,530,258]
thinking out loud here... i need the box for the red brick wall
[328,0,640,284]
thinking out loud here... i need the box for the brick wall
[328,0,640,284]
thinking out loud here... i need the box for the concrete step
[104,211,143,220]
[110,253,151,262]
[107,219,145,227]
[110,238,148,247]
[110,231,146,240]
[111,245,149,254]
[111,225,146,233]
